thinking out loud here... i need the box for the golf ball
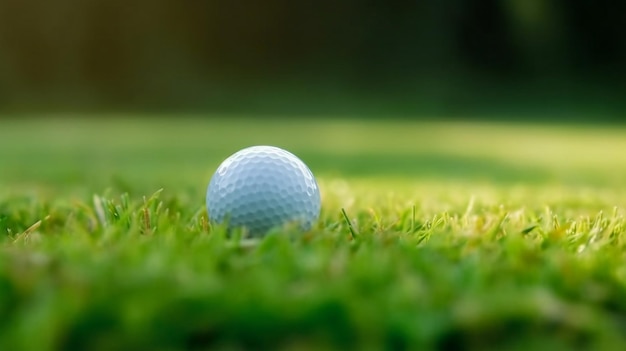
[206,145,321,236]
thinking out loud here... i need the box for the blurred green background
[0,0,624,120]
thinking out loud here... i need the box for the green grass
[1,117,626,350]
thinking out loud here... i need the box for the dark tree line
[0,0,624,115]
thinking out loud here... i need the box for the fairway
[1,117,626,350]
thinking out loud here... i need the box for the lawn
[1,116,626,350]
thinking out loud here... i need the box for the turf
[1,117,626,350]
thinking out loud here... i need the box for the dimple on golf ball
[206,145,321,236]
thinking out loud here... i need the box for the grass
[1,116,626,350]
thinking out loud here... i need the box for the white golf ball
[206,145,321,236]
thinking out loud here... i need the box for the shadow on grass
[301,152,557,184]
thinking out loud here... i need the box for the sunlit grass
[1,117,626,350]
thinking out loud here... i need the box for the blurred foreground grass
[1,117,626,350]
